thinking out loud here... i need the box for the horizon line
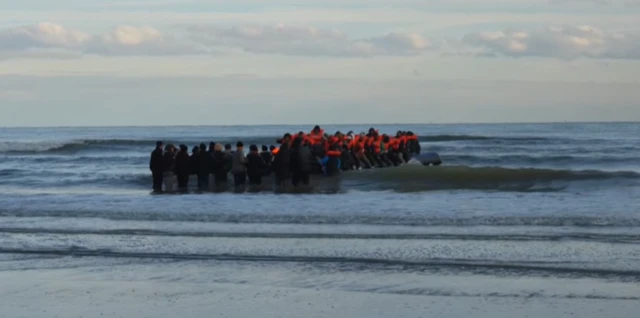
[1,120,638,129]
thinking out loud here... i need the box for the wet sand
[1,264,636,318]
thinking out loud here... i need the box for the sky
[1,0,639,126]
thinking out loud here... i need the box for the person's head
[298,131,305,137]
[209,142,215,150]
[179,144,188,152]
[269,145,276,151]
[261,145,268,151]
[156,141,164,149]
[214,143,223,152]
[199,143,206,151]
[313,125,321,132]
[166,144,175,153]
[236,141,244,150]
[283,133,291,142]
[224,143,232,151]
[249,144,258,152]
[192,146,199,154]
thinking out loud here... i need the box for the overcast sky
[1,0,639,126]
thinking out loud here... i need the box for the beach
[2,261,638,318]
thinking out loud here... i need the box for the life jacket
[399,136,407,152]
[389,138,400,151]
[272,148,279,155]
[372,138,382,154]
[309,129,324,142]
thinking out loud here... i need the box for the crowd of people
[149,126,422,193]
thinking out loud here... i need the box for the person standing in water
[211,143,230,190]
[231,141,247,190]
[175,144,191,192]
[246,144,269,186]
[149,141,164,192]
[163,144,177,192]
[273,134,291,188]
[197,143,210,190]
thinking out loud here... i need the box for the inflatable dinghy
[407,152,442,166]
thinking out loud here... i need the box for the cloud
[0,22,432,58]
[186,24,432,57]
[0,22,201,57]
[462,25,640,59]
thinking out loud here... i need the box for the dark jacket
[246,152,269,176]
[189,153,199,175]
[211,151,230,177]
[290,145,313,173]
[260,151,273,165]
[340,149,353,170]
[175,150,190,175]
[197,151,211,175]
[273,143,290,176]
[150,148,164,172]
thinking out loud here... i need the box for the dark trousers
[177,173,189,189]
[234,172,246,186]
[214,173,228,185]
[291,172,309,187]
[275,172,288,187]
[380,153,394,167]
[152,170,163,191]
[402,151,411,163]
[197,173,209,189]
[248,174,262,185]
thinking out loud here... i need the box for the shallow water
[0,123,639,303]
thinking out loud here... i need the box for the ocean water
[1,123,639,306]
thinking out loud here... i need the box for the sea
[0,123,639,314]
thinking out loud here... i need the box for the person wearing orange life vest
[350,132,370,169]
[342,142,357,170]
[345,131,362,170]
[319,144,342,176]
[386,135,403,166]
[309,125,324,143]
[363,133,378,167]
[371,133,390,168]
[406,131,421,155]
